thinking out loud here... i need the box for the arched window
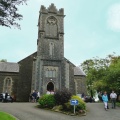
[5,79,8,86]
[8,79,11,86]
[3,77,12,94]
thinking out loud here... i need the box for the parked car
[84,96,95,103]
[0,93,13,103]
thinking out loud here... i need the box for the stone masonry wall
[17,52,37,102]
[0,72,19,98]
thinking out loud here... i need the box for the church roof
[74,66,86,76]
[64,57,76,66]
[0,62,19,73]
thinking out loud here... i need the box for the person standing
[32,90,37,102]
[102,91,108,111]
[81,93,85,98]
[37,91,40,102]
[46,90,50,94]
[5,92,8,102]
[110,90,117,109]
[98,91,102,102]
[50,90,54,95]
[29,92,33,102]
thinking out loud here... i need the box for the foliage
[38,94,56,108]
[0,0,27,28]
[63,95,86,112]
[52,105,63,111]
[116,102,120,107]
[54,89,72,105]
[71,95,86,110]
[0,59,7,62]
[0,111,16,120]
[81,53,120,94]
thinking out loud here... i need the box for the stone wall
[0,72,19,98]
[63,59,76,94]
[17,52,37,102]
[74,75,87,95]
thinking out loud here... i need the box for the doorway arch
[47,82,54,91]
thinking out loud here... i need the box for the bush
[71,95,86,110]
[54,89,72,105]
[63,95,86,112]
[38,94,56,108]
[116,102,120,107]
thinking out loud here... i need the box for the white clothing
[46,91,50,94]
[110,93,117,99]
[3,93,5,99]
[104,102,108,109]
[37,92,40,97]
[50,91,54,95]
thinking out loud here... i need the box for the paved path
[0,102,120,120]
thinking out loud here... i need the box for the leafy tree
[106,56,120,92]
[81,53,120,95]
[0,59,7,62]
[0,0,27,28]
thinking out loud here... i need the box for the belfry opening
[47,82,54,91]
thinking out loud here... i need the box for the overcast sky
[0,0,120,66]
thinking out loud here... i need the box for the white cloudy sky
[0,0,120,65]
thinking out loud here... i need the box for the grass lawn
[0,111,16,120]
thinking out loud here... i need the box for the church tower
[37,3,64,60]
[31,4,66,94]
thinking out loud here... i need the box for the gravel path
[0,102,120,120]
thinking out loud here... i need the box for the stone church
[0,4,86,101]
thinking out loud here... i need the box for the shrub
[116,102,120,107]
[63,95,86,112]
[38,94,56,108]
[54,89,72,105]
[71,95,86,110]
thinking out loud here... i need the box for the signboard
[70,99,79,114]
[70,99,78,105]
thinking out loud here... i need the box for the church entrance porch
[47,82,54,91]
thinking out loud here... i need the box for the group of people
[100,90,117,111]
[46,90,54,95]
[2,92,13,102]
[29,90,55,102]
[29,90,40,102]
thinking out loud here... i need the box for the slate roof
[0,62,19,73]
[74,66,86,76]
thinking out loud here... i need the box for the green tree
[0,0,27,28]
[81,54,120,95]
[0,59,7,62]
[106,56,120,92]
